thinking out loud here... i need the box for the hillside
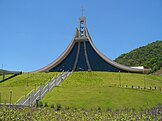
[115,40,162,73]
[0,72,58,104]
[43,72,162,110]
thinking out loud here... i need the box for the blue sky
[0,0,162,72]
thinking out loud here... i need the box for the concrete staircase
[17,71,72,106]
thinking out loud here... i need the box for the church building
[35,16,150,73]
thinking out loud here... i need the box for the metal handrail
[16,71,72,106]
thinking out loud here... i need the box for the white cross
[81,7,85,16]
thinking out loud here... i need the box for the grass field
[42,72,162,110]
[0,72,59,104]
[0,74,12,81]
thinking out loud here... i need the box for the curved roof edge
[33,25,150,74]
[85,27,150,74]
[33,28,79,72]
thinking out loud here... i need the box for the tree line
[115,40,162,73]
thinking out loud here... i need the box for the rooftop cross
[81,7,85,16]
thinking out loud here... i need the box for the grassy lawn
[42,72,162,110]
[0,72,59,104]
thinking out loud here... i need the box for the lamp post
[0,92,1,105]
[143,70,146,89]
[119,71,121,87]
[25,88,27,99]
[35,83,37,92]
[9,90,12,105]
[144,74,146,89]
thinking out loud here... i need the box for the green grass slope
[0,72,58,104]
[43,72,162,110]
[0,74,12,81]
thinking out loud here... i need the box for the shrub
[65,106,70,110]
[44,102,48,107]
[97,106,101,111]
[56,103,61,111]
[38,100,43,107]
[51,104,55,109]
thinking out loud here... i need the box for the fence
[17,71,72,106]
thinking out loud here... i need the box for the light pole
[0,92,1,105]
[143,70,146,89]
[25,88,27,99]
[119,71,121,87]
[9,90,12,105]
[34,83,37,92]
[144,74,146,89]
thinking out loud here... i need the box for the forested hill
[115,40,162,73]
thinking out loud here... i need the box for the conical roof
[35,17,150,73]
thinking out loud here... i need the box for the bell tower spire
[35,11,150,74]
[79,7,86,38]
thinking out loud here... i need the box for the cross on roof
[81,7,85,16]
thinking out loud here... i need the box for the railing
[17,71,72,106]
